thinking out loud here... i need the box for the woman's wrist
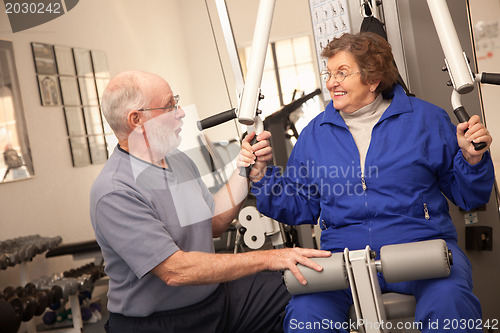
[461,148,482,165]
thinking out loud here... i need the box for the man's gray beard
[143,118,182,160]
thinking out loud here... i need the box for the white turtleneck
[339,93,391,176]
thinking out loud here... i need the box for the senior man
[90,70,330,333]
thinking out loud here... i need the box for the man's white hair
[100,71,156,140]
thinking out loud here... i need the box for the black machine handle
[479,72,500,85]
[453,107,487,151]
[196,108,237,131]
[197,108,255,177]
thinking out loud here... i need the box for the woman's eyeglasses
[320,70,360,83]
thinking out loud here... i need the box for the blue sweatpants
[284,242,482,333]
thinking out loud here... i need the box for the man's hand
[238,131,273,182]
[265,247,332,285]
[457,115,492,165]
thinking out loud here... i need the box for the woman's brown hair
[321,32,399,94]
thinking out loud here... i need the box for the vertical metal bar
[214,0,245,95]
[270,42,284,106]
[69,293,83,331]
[237,0,276,125]
[348,248,386,333]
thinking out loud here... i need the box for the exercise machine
[426,0,500,150]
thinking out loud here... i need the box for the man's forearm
[152,247,332,287]
[212,169,249,236]
[152,250,268,286]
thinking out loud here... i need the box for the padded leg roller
[380,239,452,283]
[283,252,348,295]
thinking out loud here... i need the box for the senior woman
[239,32,494,332]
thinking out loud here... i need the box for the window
[239,36,322,135]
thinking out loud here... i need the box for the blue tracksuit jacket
[252,84,494,253]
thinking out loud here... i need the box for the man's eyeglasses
[137,95,180,113]
[320,70,360,83]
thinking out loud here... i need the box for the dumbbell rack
[32,292,83,333]
[0,235,84,333]
[31,261,106,333]
[36,294,83,333]
[38,240,106,333]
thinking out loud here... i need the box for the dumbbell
[64,263,94,277]
[1,250,20,267]
[3,286,39,322]
[45,236,63,250]
[24,236,47,255]
[65,264,105,290]
[32,279,64,306]
[56,309,72,322]
[2,291,37,322]
[24,283,50,316]
[2,286,17,299]
[64,263,99,278]
[19,296,37,321]
[44,278,79,301]
[89,301,102,314]
[0,297,22,333]
[62,278,80,296]
[0,235,62,266]
[18,243,38,262]
[30,235,62,254]
[81,307,93,321]
[0,252,9,270]
[79,289,92,304]
[0,239,31,265]
[42,310,57,325]
[43,284,64,305]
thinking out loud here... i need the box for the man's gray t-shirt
[90,146,217,317]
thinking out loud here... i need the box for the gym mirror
[0,40,34,183]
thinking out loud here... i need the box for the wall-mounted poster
[73,48,94,77]
[64,107,87,136]
[54,45,76,76]
[91,50,110,78]
[309,0,351,100]
[37,74,61,106]
[68,136,91,167]
[88,135,108,164]
[31,42,57,75]
[59,76,81,106]
[78,77,99,106]
[83,107,104,135]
